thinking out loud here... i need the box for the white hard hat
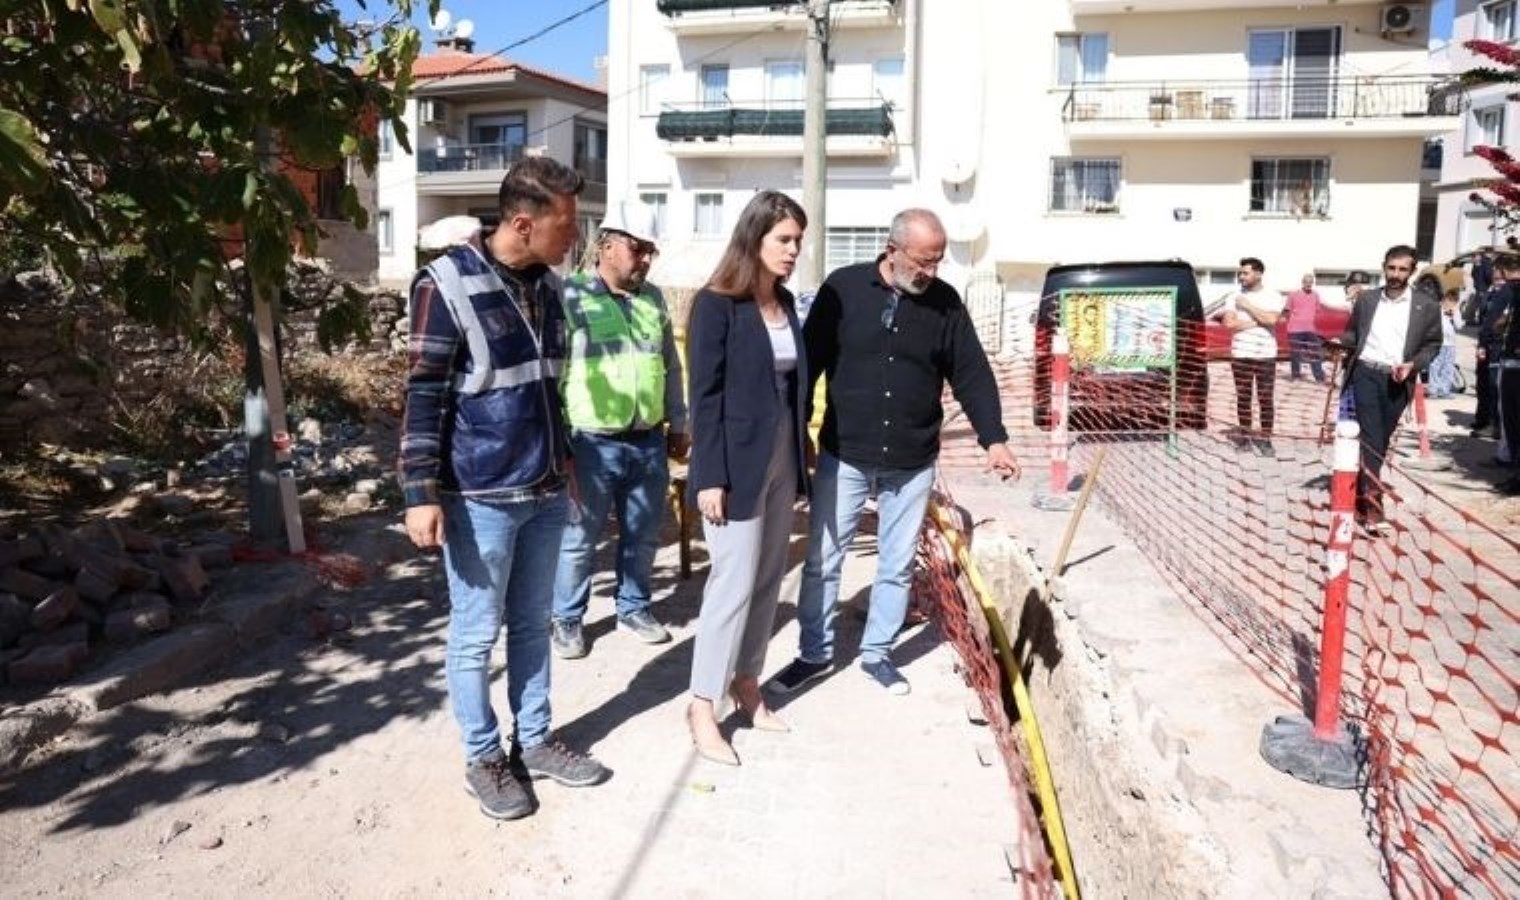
[418,215,481,251]
[598,199,659,246]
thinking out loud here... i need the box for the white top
[1361,287,1414,367]
[766,316,797,393]
[1229,288,1286,360]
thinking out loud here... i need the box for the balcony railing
[1058,76,1461,124]
[657,0,892,12]
[656,100,893,141]
[418,142,526,174]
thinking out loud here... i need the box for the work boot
[551,619,586,660]
[518,738,609,787]
[464,750,534,820]
[618,610,671,644]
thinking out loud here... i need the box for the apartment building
[375,37,609,284]
[610,0,1455,344]
[1432,0,1517,261]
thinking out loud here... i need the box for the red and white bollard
[1260,420,1363,788]
[1035,332,1076,511]
[1403,380,1450,471]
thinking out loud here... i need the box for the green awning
[658,104,893,140]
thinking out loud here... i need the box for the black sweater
[804,260,1007,470]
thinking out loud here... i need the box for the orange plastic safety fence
[913,506,1061,898]
[936,351,1518,898]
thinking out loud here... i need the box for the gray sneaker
[618,610,671,644]
[518,738,609,787]
[464,751,534,820]
[551,619,586,659]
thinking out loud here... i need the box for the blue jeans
[1288,331,1326,381]
[795,453,936,665]
[1428,345,1457,398]
[442,489,567,761]
[552,431,669,623]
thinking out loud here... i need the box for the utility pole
[798,0,830,293]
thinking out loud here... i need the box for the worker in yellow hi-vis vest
[551,200,689,660]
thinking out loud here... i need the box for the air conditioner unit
[1381,4,1422,35]
[419,98,449,125]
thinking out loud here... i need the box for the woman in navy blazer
[685,191,811,765]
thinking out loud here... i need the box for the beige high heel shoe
[687,702,739,766]
[729,680,791,733]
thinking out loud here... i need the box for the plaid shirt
[400,232,565,506]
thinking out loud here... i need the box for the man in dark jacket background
[767,209,1019,697]
[1330,244,1444,535]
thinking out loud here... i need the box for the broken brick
[7,642,89,685]
[19,621,88,651]
[0,536,43,570]
[0,566,58,601]
[104,598,171,643]
[0,593,30,648]
[153,554,210,603]
[29,586,79,631]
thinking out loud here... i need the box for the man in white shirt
[1213,257,1286,455]
[1329,245,1444,535]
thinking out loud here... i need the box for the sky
[338,0,609,83]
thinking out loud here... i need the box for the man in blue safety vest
[551,200,689,659]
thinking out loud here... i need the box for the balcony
[657,0,898,35]
[1069,0,1384,12]
[1059,75,1461,141]
[416,142,526,194]
[573,156,608,204]
[656,100,894,158]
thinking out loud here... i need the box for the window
[1482,0,1518,41]
[826,227,890,274]
[700,65,729,109]
[1247,28,1340,119]
[314,165,346,219]
[573,120,607,184]
[1056,33,1108,86]
[1469,105,1507,152]
[376,209,393,255]
[1250,158,1330,216]
[873,58,905,110]
[639,192,668,239]
[766,60,804,109]
[378,120,394,159]
[639,64,669,115]
[1049,158,1121,214]
[695,192,724,237]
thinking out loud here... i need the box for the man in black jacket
[1329,244,1444,535]
[767,209,1019,697]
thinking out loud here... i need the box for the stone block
[71,521,125,554]
[153,554,209,603]
[74,566,118,605]
[104,599,172,643]
[0,567,57,601]
[0,536,43,569]
[64,623,234,713]
[8,642,89,685]
[29,586,79,631]
[0,593,31,648]
[19,621,88,650]
[186,543,234,570]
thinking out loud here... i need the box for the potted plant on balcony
[1148,90,1173,121]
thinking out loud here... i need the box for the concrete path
[0,512,1020,897]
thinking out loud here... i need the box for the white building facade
[376,42,609,284]
[1432,0,1518,261]
[610,0,1457,346]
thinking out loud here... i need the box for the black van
[1032,260,1208,432]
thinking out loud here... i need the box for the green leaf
[88,0,127,31]
[241,170,258,210]
[339,183,367,231]
[0,107,49,196]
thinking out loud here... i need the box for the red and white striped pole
[1313,420,1360,739]
[1260,420,1363,788]
[1035,332,1075,511]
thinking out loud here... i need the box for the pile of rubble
[0,520,234,686]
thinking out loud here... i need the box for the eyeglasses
[613,233,659,259]
[889,243,942,273]
[881,291,900,331]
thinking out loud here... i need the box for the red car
[1202,295,1352,361]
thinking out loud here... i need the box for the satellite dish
[943,205,985,243]
[455,19,475,40]
[430,9,452,31]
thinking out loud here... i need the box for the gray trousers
[689,416,797,701]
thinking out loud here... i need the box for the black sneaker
[551,619,586,660]
[464,751,534,820]
[617,610,671,644]
[860,658,911,696]
[1253,439,1276,458]
[765,657,833,695]
[518,738,609,787]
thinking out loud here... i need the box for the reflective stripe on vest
[562,275,668,430]
[428,247,562,395]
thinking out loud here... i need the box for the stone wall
[0,271,406,454]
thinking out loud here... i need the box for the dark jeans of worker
[1231,357,1277,435]
[1288,331,1326,382]
[1350,363,1413,521]
[1474,353,1497,428]
[1502,364,1520,467]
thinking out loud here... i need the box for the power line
[412,0,610,89]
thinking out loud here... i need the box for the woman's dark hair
[705,190,807,299]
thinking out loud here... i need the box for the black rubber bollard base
[1260,714,1364,790]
